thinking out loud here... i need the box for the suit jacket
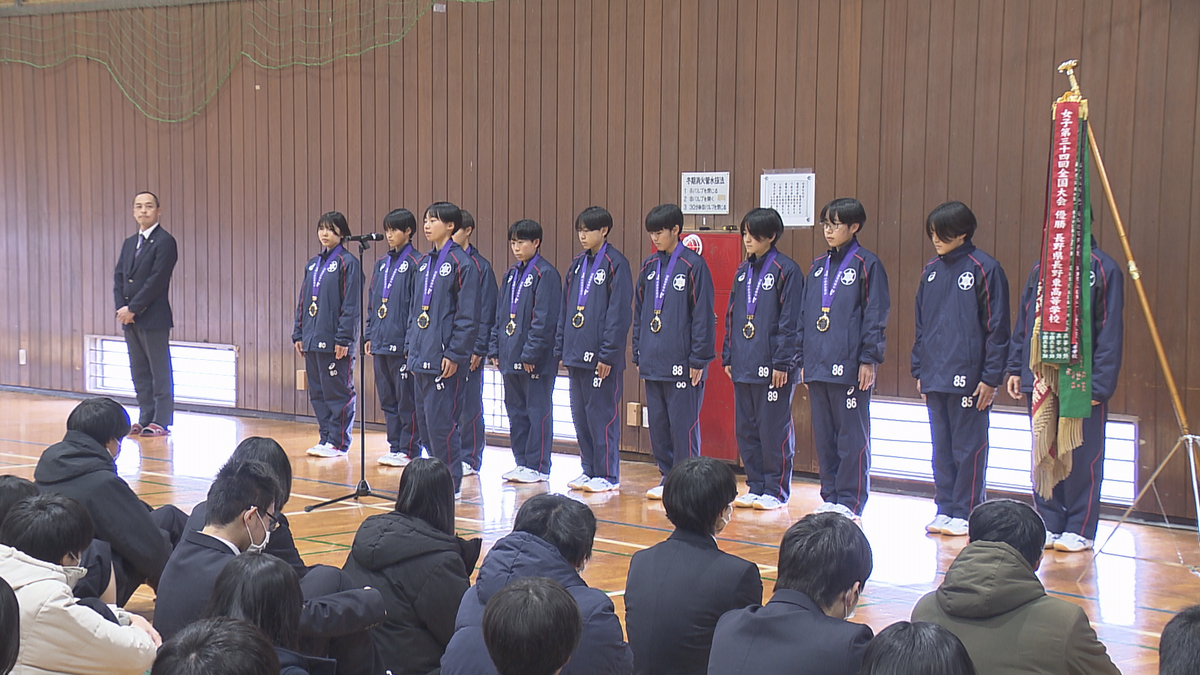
[624,529,762,675]
[707,589,873,675]
[113,225,178,330]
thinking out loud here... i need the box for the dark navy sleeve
[127,235,178,317]
[979,260,1011,388]
[334,256,363,348]
[520,264,563,365]
[772,261,803,373]
[689,258,717,370]
[1091,256,1125,402]
[490,270,507,360]
[858,256,890,366]
[555,260,573,363]
[475,262,498,357]
[720,266,738,368]
[292,263,309,344]
[113,238,128,311]
[632,260,648,368]
[364,263,378,339]
[599,255,633,368]
[911,269,926,381]
[446,257,479,365]
[1007,265,1039,380]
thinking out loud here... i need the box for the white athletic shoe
[733,493,759,508]
[940,517,969,537]
[1045,531,1060,549]
[567,473,591,490]
[307,443,345,458]
[305,442,330,456]
[508,467,550,484]
[581,477,619,493]
[501,467,523,481]
[926,514,952,533]
[814,501,839,514]
[1054,532,1094,552]
[645,485,665,500]
[377,452,411,467]
[462,462,478,477]
[454,491,463,501]
[829,503,858,520]
[754,495,785,511]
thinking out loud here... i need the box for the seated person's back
[483,577,582,675]
[860,621,977,675]
[624,457,761,675]
[152,617,279,675]
[708,512,874,675]
[1160,605,1200,675]
[911,499,1119,675]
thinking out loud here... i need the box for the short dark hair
[205,553,302,651]
[151,617,280,675]
[663,457,737,535]
[645,204,684,233]
[66,397,131,447]
[861,621,976,675]
[775,512,873,608]
[483,577,582,675]
[225,437,292,510]
[317,211,352,239]
[394,457,456,536]
[968,499,1045,569]
[820,198,867,229]
[203,460,278,528]
[460,209,476,234]
[133,191,160,207]
[1161,605,1200,675]
[0,475,38,525]
[926,201,977,242]
[576,206,613,234]
[0,577,18,675]
[512,494,596,568]
[508,219,542,243]
[425,202,463,232]
[383,208,417,235]
[739,207,785,244]
[1,493,94,564]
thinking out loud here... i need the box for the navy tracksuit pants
[926,391,991,520]
[1032,400,1108,540]
[503,372,555,475]
[459,365,487,472]
[373,354,422,458]
[809,380,872,514]
[735,382,796,502]
[414,371,465,490]
[305,351,356,451]
[644,379,705,481]
[569,367,623,483]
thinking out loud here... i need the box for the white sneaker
[462,462,478,477]
[305,442,330,455]
[508,467,550,484]
[754,495,785,511]
[733,493,759,508]
[829,503,858,520]
[645,485,664,500]
[1045,532,1060,549]
[926,514,952,533]
[567,473,591,490]
[940,517,969,536]
[454,491,463,501]
[501,467,523,481]
[814,502,838,514]
[581,477,619,493]
[1054,532,1093,552]
[378,452,411,467]
[307,443,345,458]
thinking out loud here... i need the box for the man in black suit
[708,512,875,675]
[113,191,178,436]
[624,457,762,675]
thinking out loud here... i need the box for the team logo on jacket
[400,260,409,272]
[439,262,452,276]
[308,263,317,271]
[1090,270,1096,287]
[927,271,936,282]
[523,275,534,288]
[840,268,856,285]
[957,272,975,291]
[762,274,775,290]
[326,260,339,273]
[419,262,428,272]
[814,267,823,277]
[672,274,686,291]
[379,261,387,271]
[647,270,656,281]
[593,269,606,285]
[737,272,746,283]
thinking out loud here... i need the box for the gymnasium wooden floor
[0,391,1194,673]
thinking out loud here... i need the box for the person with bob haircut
[441,494,632,675]
[206,552,336,675]
[453,209,499,478]
[1159,605,1200,675]
[912,499,1119,675]
[632,204,716,500]
[708,512,874,675]
[912,201,1010,536]
[557,206,634,493]
[623,457,761,674]
[343,458,482,675]
[490,219,562,484]
[294,211,363,458]
[151,617,279,675]
[800,198,891,520]
[483,577,582,675]
[0,494,160,675]
[860,621,976,675]
[369,208,426,469]
[35,396,187,606]
[405,201,480,497]
[722,207,804,511]
[0,577,18,675]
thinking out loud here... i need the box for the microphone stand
[306,237,394,512]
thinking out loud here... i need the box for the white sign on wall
[760,171,815,227]
[681,171,730,215]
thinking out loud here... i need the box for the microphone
[345,233,385,242]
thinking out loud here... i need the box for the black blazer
[113,225,178,330]
[624,529,762,675]
[707,589,873,675]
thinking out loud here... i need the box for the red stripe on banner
[1039,101,1079,333]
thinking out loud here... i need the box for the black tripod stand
[306,237,395,512]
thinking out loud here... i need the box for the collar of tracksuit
[939,240,977,264]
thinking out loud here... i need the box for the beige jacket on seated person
[0,545,156,675]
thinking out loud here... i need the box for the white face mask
[244,511,271,554]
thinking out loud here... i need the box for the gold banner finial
[1054,59,1086,116]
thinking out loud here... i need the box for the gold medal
[816,310,831,332]
[377,302,388,320]
[308,299,318,317]
[572,311,585,329]
[506,318,517,336]
[743,319,756,340]
[416,310,430,329]
[649,312,663,333]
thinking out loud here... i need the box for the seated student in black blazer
[708,512,874,675]
[859,621,976,675]
[483,577,583,675]
[624,456,762,675]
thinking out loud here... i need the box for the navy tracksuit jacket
[460,245,498,472]
[404,241,479,490]
[293,245,363,451]
[633,243,716,480]
[1008,239,1124,539]
[366,244,423,457]
[491,255,562,475]
[555,244,634,484]
[721,247,803,502]
[911,241,1010,520]
[799,239,891,514]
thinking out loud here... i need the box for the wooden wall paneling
[430,6,447,203]
[447,5,464,209]
[491,0,509,242]
[993,0,1029,354]
[463,5,480,219]
[946,0,978,208]
[694,0,718,186]
[811,0,839,212]
[711,0,735,209]
[415,7,432,208]
[730,0,757,225]
[1189,5,1200,496]
[751,0,777,219]
[269,48,287,416]
[622,0,644,250]
[1079,0,1114,300]
[36,52,54,390]
[969,0,1003,380]
[834,0,861,197]
[227,63,247,409]
[854,0,884,391]
[65,60,83,391]
[874,0,907,399]
[552,0,572,268]
[923,0,953,242]
[677,0,699,200]
[508,0,528,222]
[0,66,12,385]
[535,0,554,247]
[588,0,609,211]
[14,60,31,389]
[1017,1,1055,278]
[289,26,309,415]
[771,0,799,192]
[604,0,625,257]
[253,57,271,415]
[474,1,495,262]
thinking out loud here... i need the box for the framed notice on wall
[760,170,815,227]
[681,171,731,215]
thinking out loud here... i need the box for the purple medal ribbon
[506,254,541,335]
[572,244,607,328]
[817,242,859,331]
[417,242,454,328]
[377,244,412,319]
[742,250,778,339]
[308,245,343,316]
[650,242,685,332]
